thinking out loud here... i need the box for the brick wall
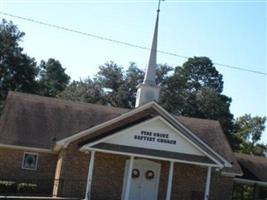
[0,148,57,180]
[171,163,206,200]
[0,146,234,200]
[56,143,90,197]
[58,143,234,200]
[0,148,57,195]
[210,172,234,200]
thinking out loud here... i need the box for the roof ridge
[8,91,129,112]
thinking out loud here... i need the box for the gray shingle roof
[235,153,267,182]
[0,92,128,149]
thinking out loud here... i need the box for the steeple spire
[143,10,159,86]
[135,1,163,107]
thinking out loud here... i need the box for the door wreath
[145,170,155,180]
[132,169,140,178]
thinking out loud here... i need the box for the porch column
[85,151,95,200]
[124,156,134,200]
[204,166,212,200]
[165,161,174,200]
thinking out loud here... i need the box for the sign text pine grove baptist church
[134,130,177,145]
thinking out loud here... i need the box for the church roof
[0,92,128,149]
[235,153,267,182]
[0,91,241,174]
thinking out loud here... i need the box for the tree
[95,61,127,107]
[37,58,70,97]
[0,19,72,112]
[94,61,172,108]
[160,57,234,143]
[233,114,266,156]
[58,77,105,104]
[0,19,38,109]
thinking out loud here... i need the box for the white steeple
[135,3,161,107]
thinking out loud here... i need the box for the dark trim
[92,143,216,164]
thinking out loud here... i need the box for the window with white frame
[22,152,38,170]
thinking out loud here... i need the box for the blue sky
[0,0,266,141]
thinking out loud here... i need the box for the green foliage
[37,58,70,97]
[17,183,37,194]
[0,19,38,109]
[0,181,17,194]
[85,61,171,108]
[0,19,69,112]
[0,181,38,195]
[233,183,267,200]
[233,114,266,156]
[95,61,127,107]
[232,183,255,200]
[160,57,234,142]
[58,77,104,104]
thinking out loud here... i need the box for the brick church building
[0,5,266,200]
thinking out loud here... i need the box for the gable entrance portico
[51,101,236,200]
[77,110,228,200]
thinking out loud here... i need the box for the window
[22,152,38,170]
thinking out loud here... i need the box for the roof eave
[234,178,267,187]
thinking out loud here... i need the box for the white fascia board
[234,178,267,187]
[221,171,243,177]
[0,143,55,154]
[82,147,220,168]
[151,103,232,168]
[56,101,157,148]
[81,116,223,168]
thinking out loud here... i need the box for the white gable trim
[221,171,243,177]
[81,116,222,167]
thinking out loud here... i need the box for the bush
[17,183,38,195]
[0,181,17,194]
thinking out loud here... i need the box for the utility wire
[0,11,266,76]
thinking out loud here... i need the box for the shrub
[0,181,17,194]
[17,183,38,195]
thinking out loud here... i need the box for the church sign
[134,130,177,145]
[105,117,205,156]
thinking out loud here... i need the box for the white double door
[122,159,161,200]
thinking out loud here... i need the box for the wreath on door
[145,170,155,180]
[132,169,140,178]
